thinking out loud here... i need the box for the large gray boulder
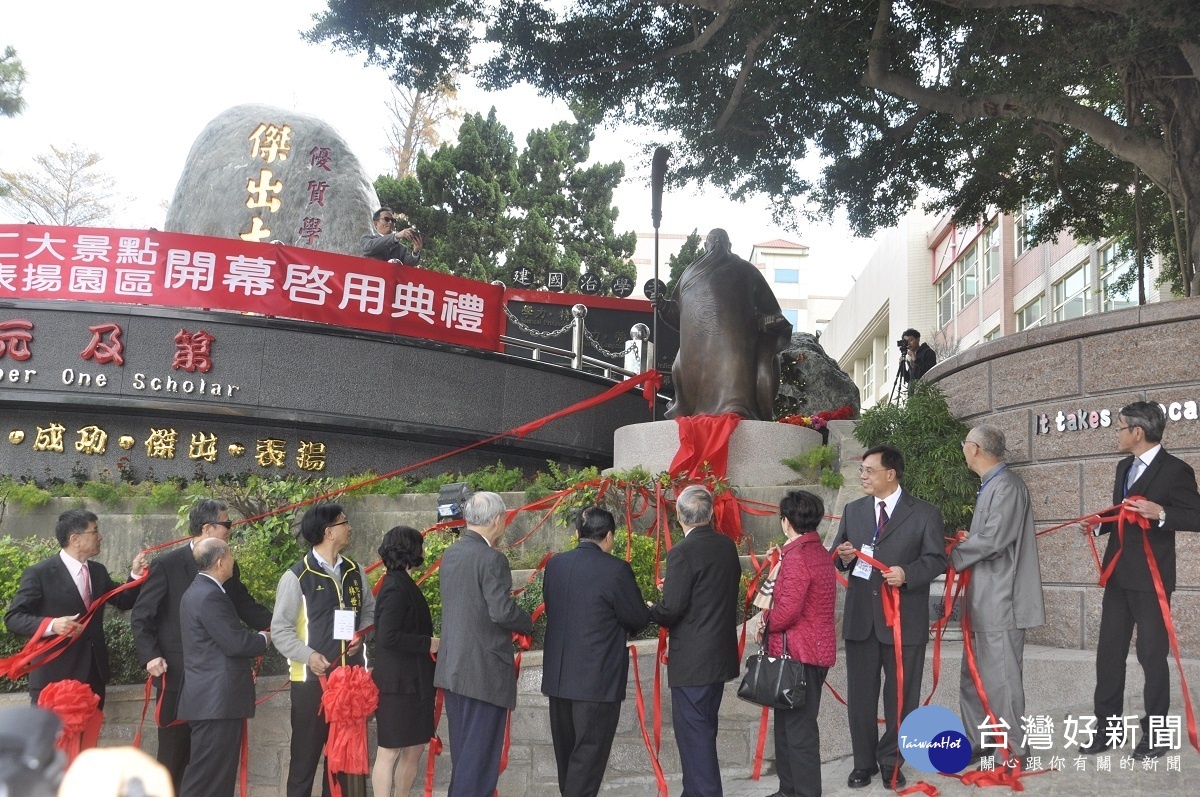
[165,104,379,255]
[777,332,861,417]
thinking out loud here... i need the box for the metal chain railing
[502,304,575,339]
[584,328,637,359]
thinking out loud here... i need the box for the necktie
[77,564,92,607]
[1125,458,1144,496]
[878,501,889,531]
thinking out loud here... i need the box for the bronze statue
[654,229,792,420]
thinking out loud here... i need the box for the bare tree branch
[715,20,780,131]
[566,0,740,76]
[931,0,1137,11]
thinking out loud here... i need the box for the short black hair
[576,506,616,541]
[780,490,824,534]
[378,526,424,571]
[863,444,905,479]
[188,498,228,536]
[300,503,344,546]
[372,207,393,222]
[1120,401,1166,443]
[55,509,97,547]
[902,328,921,340]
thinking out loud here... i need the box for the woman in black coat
[371,526,438,797]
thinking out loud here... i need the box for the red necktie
[878,501,889,531]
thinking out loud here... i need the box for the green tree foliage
[854,381,976,535]
[665,228,703,296]
[0,46,26,118]
[372,107,636,291]
[314,0,1200,295]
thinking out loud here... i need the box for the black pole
[650,147,669,421]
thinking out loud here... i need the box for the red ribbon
[37,678,101,763]
[318,665,380,797]
[628,644,668,796]
[424,688,445,797]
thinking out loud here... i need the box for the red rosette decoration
[319,665,380,785]
[37,678,100,762]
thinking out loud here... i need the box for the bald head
[194,537,232,581]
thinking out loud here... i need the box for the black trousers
[774,666,827,797]
[1094,584,1171,737]
[671,683,725,797]
[548,696,621,797]
[445,690,508,797]
[286,679,347,797]
[844,637,926,778]
[155,686,192,797]
[179,717,242,797]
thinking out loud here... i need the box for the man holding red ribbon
[831,445,946,789]
[951,425,1045,765]
[4,509,146,708]
[1085,401,1200,759]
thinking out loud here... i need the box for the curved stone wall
[0,300,658,481]
[926,295,1200,654]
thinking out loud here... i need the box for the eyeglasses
[859,466,887,475]
[962,440,979,449]
[379,217,395,224]
[209,520,234,529]
[1114,425,1133,433]
[326,520,350,530]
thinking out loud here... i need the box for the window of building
[1014,202,1038,258]
[936,272,954,328]
[982,222,1000,285]
[1052,264,1089,321]
[958,246,978,307]
[782,308,800,328]
[775,268,799,283]
[1016,294,1045,331]
[1099,241,1136,312]
[983,326,1001,342]
[862,349,875,402]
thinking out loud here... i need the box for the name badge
[333,609,356,641]
[852,544,875,580]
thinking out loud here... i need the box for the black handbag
[737,627,807,710]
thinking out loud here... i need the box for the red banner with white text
[0,225,504,350]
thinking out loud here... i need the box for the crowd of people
[4,399,1198,797]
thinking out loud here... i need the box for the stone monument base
[612,419,823,487]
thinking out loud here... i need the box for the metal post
[571,304,587,370]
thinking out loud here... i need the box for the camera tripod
[888,353,910,404]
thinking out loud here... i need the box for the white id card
[851,544,874,580]
[333,609,356,641]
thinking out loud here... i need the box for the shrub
[782,445,845,489]
[0,535,62,693]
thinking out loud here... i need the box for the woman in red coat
[760,490,837,797]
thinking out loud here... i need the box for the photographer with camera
[360,207,423,265]
[898,328,936,382]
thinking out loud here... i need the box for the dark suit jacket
[830,490,947,645]
[433,531,533,710]
[131,542,270,694]
[372,569,435,695]
[176,575,267,721]
[648,525,742,688]
[541,541,651,703]
[4,553,140,693]
[360,231,420,265]
[1099,448,1200,593]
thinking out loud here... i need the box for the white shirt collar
[199,572,226,593]
[876,486,903,519]
[58,549,87,575]
[312,549,343,573]
[1136,444,1162,469]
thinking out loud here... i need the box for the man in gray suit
[951,425,1045,765]
[434,492,533,797]
[177,538,270,797]
[832,444,947,789]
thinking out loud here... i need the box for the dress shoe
[884,768,906,788]
[1080,739,1111,755]
[1134,739,1165,760]
[847,766,876,788]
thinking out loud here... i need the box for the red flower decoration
[37,679,100,762]
[320,665,380,784]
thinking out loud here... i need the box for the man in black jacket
[899,328,937,382]
[360,207,422,264]
[649,485,742,797]
[542,506,650,797]
[1084,401,1200,760]
[177,538,270,797]
[131,499,272,795]
[5,509,146,708]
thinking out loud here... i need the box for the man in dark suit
[1084,401,1200,759]
[832,444,947,789]
[130,498,272,795]
[434,491,533,797]
[360,207,423,264]
[542,506,651,797]
[648,485,741,797]
[5,509,146,708]
[176,537,270,797]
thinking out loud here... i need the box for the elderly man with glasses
[360,206,423,265]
